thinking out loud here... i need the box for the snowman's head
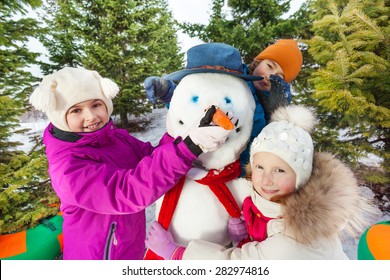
[167,73,255,170]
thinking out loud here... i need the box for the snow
[15,107,390,260]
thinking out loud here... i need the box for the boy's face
[252,59,284,92]
[251,151,296,201]
[66,99,109,132]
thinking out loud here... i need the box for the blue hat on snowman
[164,43,263,82]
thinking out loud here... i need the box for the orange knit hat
[255,39,303,83]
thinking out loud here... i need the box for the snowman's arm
[144,76,176,107]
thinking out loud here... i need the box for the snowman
[145,43,262,259]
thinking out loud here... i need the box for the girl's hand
[228,214,248,246]
[146,221,179,260]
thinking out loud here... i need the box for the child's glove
[186,106,236,154]
[228,215,248,246]
[146,221,180,260]
[144,76,176,104]
[258,75,292,119]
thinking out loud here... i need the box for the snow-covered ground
[15,107,389,259]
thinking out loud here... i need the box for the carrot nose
[212,108,234,130]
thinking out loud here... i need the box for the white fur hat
[250,105,317,189]
[29,67,119,131]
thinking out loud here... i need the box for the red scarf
[238,196,274,247]
[144,160,242,260]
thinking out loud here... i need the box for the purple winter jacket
[43,121,196,260]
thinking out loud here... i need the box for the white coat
[183,152,375,260]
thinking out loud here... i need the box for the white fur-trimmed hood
[282,152,376,244]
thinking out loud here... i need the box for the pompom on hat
[250,105,317,189]
[255,39,303,83]
[29,67,119,132]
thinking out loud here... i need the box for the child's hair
[29,67,119,132]
[248,39,303,82]
[249,105,317,189]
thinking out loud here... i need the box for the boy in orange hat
[144,39,303,169]
[249,39,303,86]
[238,39,303,167]
[246,39,303,119]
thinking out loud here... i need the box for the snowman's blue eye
[224,97,232,104]
[191,96,199,103]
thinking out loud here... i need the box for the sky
[167,0,213,52]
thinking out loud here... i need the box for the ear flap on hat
[29,80,57,112]
[92,71,119,99]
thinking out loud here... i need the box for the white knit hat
[29,67,119,132]
[250,105,317,189]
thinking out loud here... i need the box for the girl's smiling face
[66,99,109,132]
[251,151,296,201]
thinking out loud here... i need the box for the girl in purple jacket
[29,67,232,260]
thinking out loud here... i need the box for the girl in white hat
[146,105,374,260]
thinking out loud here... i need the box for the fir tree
[0,0,60,234]
[179,0,311,62]
[38,0,83,74]
[306,0,389,183]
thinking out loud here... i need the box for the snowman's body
[155,73,255,247]
[158,175,252,246]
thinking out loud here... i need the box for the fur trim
[271,105,317,133]
[282,152,377,244]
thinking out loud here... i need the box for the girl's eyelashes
[92,102,103,108]
[254,165,286,173]
[68,101,103,114]
[275,168,286,173]
[254,164,263,170]
[69,108,81,114]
